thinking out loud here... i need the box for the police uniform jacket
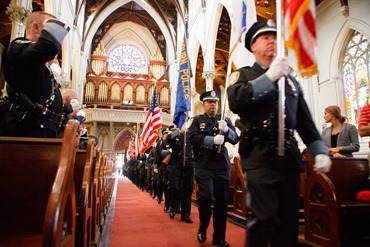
[165,129,194,176]
[155,137,170,171]
[188,114,239,170]
[227,62,327,171]
[3,19,69,131]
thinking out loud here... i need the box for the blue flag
[173,34,192,128]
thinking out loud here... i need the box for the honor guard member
[226,20,332,247]
[165,126,194,223]
[0,11,70,138]
[188,91,239,247]
[155,128,171,211]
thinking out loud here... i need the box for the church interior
[0,0,370,246]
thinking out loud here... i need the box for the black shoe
[157,198,162,204]
[169,211,175,218]
[180,216,193,223]
[212,240,230,247]
[163,206,169,212]
[175,208,181,214]
[152,194,156,199]
[197,231,206,243]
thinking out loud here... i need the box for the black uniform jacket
[165,129,194,176]
[227,62,327,170]
[3,20,69,129]
[188,114,239,170]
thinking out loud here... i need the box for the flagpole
[276,0,285,157]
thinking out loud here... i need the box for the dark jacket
[227,62,328,171]
[188,114,239,170]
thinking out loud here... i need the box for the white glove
[77,109,85,117]
[70,99,80,112]
[214,134,225,145]
[266,57,288,82]
[218,120,229,133]
[314,154,332,173]
[154,168,158,173]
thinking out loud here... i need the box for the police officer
[188,91,239,247]
[155,128,171,211]
[226,20,332,247]
[166,126,194,223]
[0,11,70,138]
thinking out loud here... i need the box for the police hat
[200,91,219,102]
[245,19,276,52]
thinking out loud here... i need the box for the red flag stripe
[139,89,162,154]
[284,0,318,77]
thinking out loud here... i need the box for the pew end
[302,149,370,247]
[0,120,79,247]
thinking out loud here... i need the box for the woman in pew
[321,105,360,157]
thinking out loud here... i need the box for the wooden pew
[303,150,370,247]
[91,148,103,246]
[230,156,247,224]
[74,139,95,247]
[0,120,79,247]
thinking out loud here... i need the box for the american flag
[139,88,162,154]
[128,135,136,157]
[284,0,318,78]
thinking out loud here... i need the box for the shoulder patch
[187,117,194,127]
[228,71,240,86]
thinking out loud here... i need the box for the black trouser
[245,168,300,247]
[158,166,170,206]
[195,168,230,242]
[169,169,194,217]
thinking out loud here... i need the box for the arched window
[108,44,146,73]
[111,83,121,103]
[123,84,133,104]
[343,31,370,124]
[136,85,145,104]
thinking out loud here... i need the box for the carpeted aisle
[109,177,246,247]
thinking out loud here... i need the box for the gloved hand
[266,57,288,82]
[218,120,229,133]
[314,154,332,173]
[77,109,85,117]
[214,134,225,145]
[70,99,80,112]
[154,168,158,173]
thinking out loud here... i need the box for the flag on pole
[173,32,192,128]
[230,0,257,69]
[139,88,162,154]
[284,0,318,77]
[128,135,136,157]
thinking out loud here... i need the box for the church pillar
[109,122,114,157]
[5,0,32,41]
[202,69,216,92]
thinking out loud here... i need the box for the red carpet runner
[109,177,246,247]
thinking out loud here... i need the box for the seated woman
[321,105,360,157]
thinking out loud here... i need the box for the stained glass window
[108,44,146,73]
[343,31,370,124]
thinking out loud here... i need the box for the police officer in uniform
[188,91,239,247]
[226,20,332,247]
[166,126,194,223]
[0,11,70,138]
[155,128,171,211]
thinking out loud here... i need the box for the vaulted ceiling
[0,0,349,94]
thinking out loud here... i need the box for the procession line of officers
[124,19,333,247]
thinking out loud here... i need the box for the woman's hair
[325,105,347,123]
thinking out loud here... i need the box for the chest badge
[200,122,206,130]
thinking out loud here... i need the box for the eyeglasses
[205,100,218,104]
